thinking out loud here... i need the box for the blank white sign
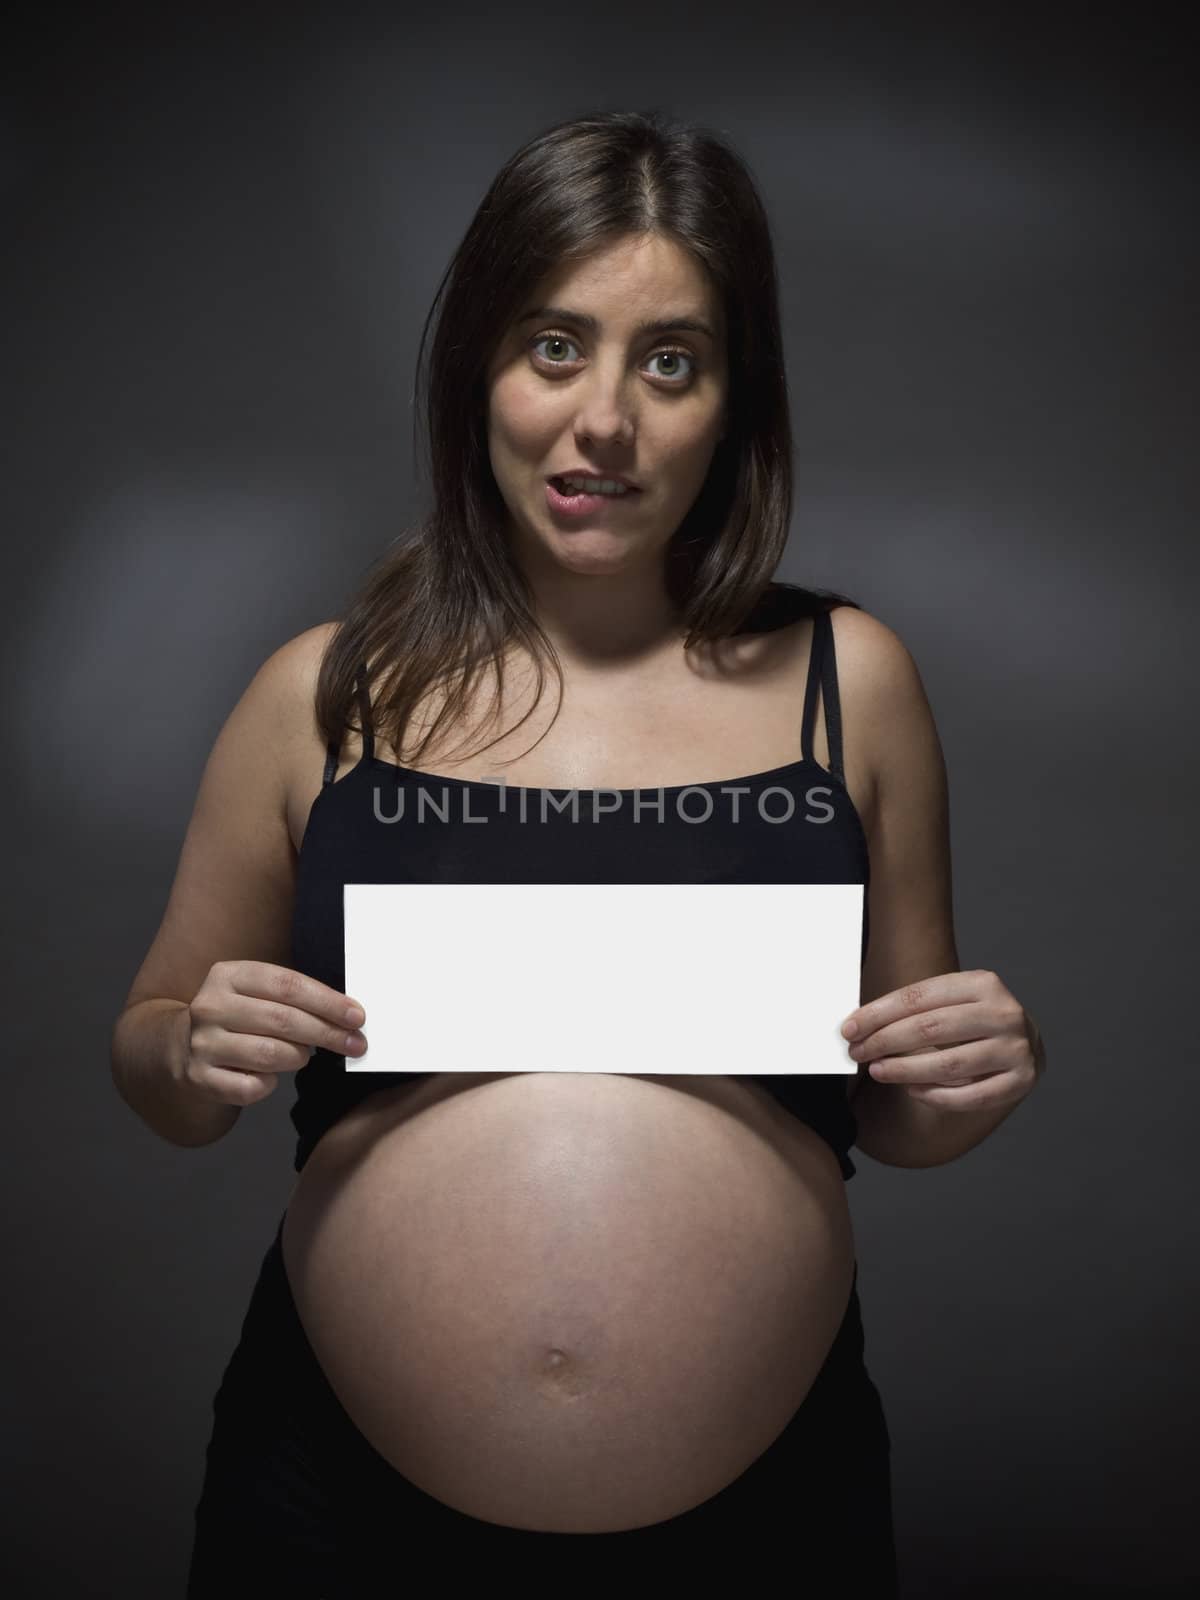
[343,881,862,1076]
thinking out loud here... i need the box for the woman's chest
[283,615,877,856]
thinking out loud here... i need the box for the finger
[841,970,989,1043]
[189,1060,280,1106]
[900,1076,1015,1111]
[230,961,366,1030]
[866,1040,994,1085]
[195,985,364,1062]
[847,1001,998,1063]
[221,994,367,1057]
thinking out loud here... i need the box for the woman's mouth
[545,477,642,518]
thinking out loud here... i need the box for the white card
[343,882,862,1076]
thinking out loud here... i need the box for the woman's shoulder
[749,582,911,672]
[818,599,920,693]
[264,623,351,848]
[263,620,341,710]
[258,621,343,763]
[744,580,861,633]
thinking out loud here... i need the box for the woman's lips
[545,479,642,518]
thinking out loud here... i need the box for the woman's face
[485,233,728,581]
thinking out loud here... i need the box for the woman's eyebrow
[516,305,715,341]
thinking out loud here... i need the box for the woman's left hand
[841,969,1045,1111]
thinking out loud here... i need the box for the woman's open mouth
[546,477,642,517]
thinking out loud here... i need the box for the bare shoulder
[825,601,914,679]
[269,620,340,739]
[279,619,340,684]
[827,604,932,717]
[823,604,936,820]
[827,602,944,809]
[219,620,344,832]
[269,622,345,850]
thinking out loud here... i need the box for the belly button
[535,1346,588,1398]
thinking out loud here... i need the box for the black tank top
[289,588,870,1181]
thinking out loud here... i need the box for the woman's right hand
[175,960,368,1108]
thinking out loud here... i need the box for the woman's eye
[645,348,697,383]
[530,334,697,384]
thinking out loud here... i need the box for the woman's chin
[507,515,662,578]
[539,539,636,575]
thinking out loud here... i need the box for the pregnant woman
[110,111,1045,1594]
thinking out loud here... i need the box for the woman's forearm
[110,998,241,1148]
[852,1016,1047,1168]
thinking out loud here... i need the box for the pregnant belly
[281,1070,857,1534]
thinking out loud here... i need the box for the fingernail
[842,1018,859,1039]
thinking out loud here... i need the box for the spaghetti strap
[320,665,375,787]
[354,666,375,763]
[800,606,846,785]
[821,608,846,786]
[321,738,341,788]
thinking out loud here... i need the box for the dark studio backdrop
[4,3,1196,1594]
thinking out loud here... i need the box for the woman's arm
[837,609,1039,1167]
[110,998,240,1147]
[110,629,318,1147]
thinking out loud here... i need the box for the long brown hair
[315,107,858,769]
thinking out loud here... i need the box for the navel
[534,1345,589,1399]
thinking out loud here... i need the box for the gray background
[5,3,1197,1594]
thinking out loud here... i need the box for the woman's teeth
[556,476,631,496]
